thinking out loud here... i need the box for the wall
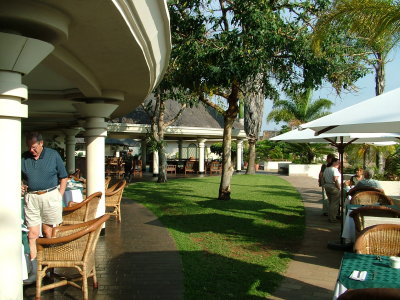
[288,164,322,179]
[264,161,292,171]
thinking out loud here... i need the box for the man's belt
[29,186,58,195]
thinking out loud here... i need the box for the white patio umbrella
[299,87,400,135]
[271,128,400,248]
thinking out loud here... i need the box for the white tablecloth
[63,189,83,207]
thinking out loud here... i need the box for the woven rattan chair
[105,179,126,222]
[105,176,112,190]
[62,192,102,225]
[350,206,400,236]
[354,224,400,256]
[337,288,400,300]
[36,215,110,300]
[347,186,384,198]
[350,191,394,205]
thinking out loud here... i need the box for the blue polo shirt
[21,147,68,191]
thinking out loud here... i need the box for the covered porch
[0,1,171,298]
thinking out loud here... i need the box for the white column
[153,151,159,176]
[236,139,244,172]
[141,139,147,172]
[198,139,206,173]
[0,71,28,300]
[74,103,118,218]
[0,32,53,299]
[62,128,82,175]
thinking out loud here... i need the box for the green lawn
[124,174,304,299]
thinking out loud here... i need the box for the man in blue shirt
[21,132,68,265]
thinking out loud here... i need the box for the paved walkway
[23,173,345,299]
[270,175,344,300]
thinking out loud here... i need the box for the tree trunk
[219,114,235,200]
[246,139,256,174]
[157,101,167,183]
[375,52,385,96]
[244,74,264,175]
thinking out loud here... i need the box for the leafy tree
[267,88,333,127]
[169,0,369,200]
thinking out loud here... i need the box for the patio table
[333,252,400,299]
[342,204,399,243]
[63,181,84,207]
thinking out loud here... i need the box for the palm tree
[313,0,400,50]
[267,88,333,127]
[312,0,400,96]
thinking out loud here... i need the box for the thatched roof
[110,99,244,130]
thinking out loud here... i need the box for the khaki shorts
[25,188,63,227]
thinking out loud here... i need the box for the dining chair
[105,179,126,222]
[132,159,143,178]
[354,224,400,256]
[36,215,110,300]
[350,191,394,205]
[105,176,112,190]
[210,161,222,175]
[184,161,196,174]
[337,288,400,300]
[347,186,385,198]
[62,191,102,225]
[350,206,400,236]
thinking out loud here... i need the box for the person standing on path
[21,132,68,276]
[318,153,336,216]
[323,158,341,223]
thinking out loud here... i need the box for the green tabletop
[347,204,399,210]
[339,252,400,289]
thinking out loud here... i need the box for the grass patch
[124,174,304,299]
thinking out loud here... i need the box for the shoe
[329,219,338,223]
[23,259,37,285]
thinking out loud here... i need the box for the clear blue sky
[262,48,400,131]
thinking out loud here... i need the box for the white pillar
[0,71,28,300]
[74,103,118,218]
[0,32,53,299]
[198,139,206,173]
[236,139,244,171]
[153,151,159,175]
[63,128,81,175]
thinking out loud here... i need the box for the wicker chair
[347,186,384,198]
[350,206,400,236]
[337,288,400,300]
[36,215,110,300]
[354,224,400,256]
[350,191,394,205]
[105,176,112,190]
[105,179,126,222]
[62,192,102,225]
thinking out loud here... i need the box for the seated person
[348,168,383,194]
[349,167,364,186]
